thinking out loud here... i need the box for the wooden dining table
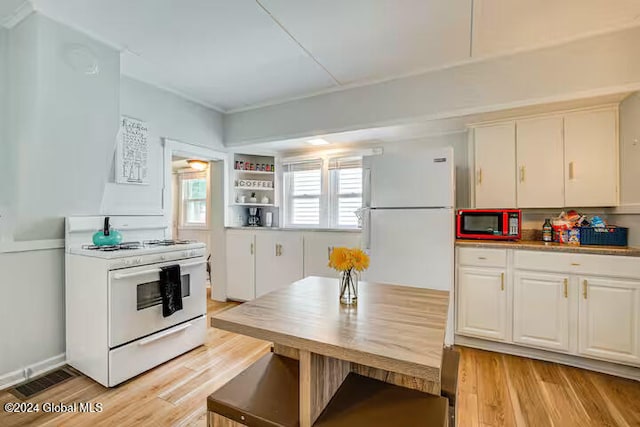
[211,276,450,427]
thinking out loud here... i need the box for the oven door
[108,257,207,348]
[458,212,505,237]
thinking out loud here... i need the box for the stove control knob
[123,259,132,266]
[160,255,166,261]
[136,257,142,264]
[190,250,196,256]
[183,251,189,257]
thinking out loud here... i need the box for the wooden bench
[207,353,299,427]
[313,373,449,427]
[441,347,460,427]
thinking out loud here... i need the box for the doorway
[163,138,227,300]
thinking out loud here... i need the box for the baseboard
[455,335,640,381]
[0,353,67,390]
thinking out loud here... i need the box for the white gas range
[65,216,207,387]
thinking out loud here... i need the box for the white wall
[101,76,224,215]
[0,14,225,385]
[224,26,640,145]
[0,249,65,382]
[7,14,121,241]
[0,28,8,217]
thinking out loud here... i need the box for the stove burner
[82,242,142,251]
[143,239,194,246]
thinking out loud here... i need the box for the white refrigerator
[363,147,455,345]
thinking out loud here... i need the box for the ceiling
[5,1,640,112]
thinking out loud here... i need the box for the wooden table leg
[299,350,350,427]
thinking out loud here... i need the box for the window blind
[284,159,322,226]
[329,157,363,227]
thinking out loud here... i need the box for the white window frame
[283,157,362,229]
[328,164,363,229]
[179,170,210,229]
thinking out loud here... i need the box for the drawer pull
[477,168,483,185]
[138,322,192,346]
[583,280,588,299]
[478,257,487,260]
[571,263,580,266]
[250,243,254,255]
[500,272,505,291]
[563,278,568,298]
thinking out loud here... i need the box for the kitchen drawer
[514,250,640,279]
[457,248,507,268]
[108,316,205,386]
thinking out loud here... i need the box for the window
[329,158,363,228]
[181,172,208,227]
[284,160,322,227]
[284,157,362,229]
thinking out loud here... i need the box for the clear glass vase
[339,270,358,305]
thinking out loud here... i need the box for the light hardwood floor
[1,298,638,427]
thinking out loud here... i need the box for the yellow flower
[328,247,353,271]
[350,248,370,272]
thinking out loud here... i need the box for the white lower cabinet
[457,266,508,341]
[225,230,256,301]
[456,247,640,368]
[513,271,570,352]
[578,276,640,365]
[255,232,303,298]
[226,229,359,300]
[303,232,361,278]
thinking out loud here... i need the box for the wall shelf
[234,203,276,207]
[235,186,274,191]
[234,170,274,175]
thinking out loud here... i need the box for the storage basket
[579,226,628,246]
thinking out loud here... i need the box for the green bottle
[542,218,553,242]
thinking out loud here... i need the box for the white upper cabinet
[474,123,517,208]
[473,106,619,208]
[516,116,565,208]
[564,109,619,207]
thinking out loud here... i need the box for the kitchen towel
[160,265,183,317]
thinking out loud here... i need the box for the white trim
[609,204,640,215]
[162,138,227,237]
[1,0,34,29]
[225,83,640,147]
[455,335,640,381]
[0,239,64,253]
[281,147,382,164]
[0,353,66,390]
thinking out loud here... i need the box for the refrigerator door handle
[361,207,371,250]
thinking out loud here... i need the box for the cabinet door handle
[477,168,483,185]
[583,279,588,299]
[563,278,568,298]
[275,243,279,256]
[328,246,333,260]
[519,166,526,183]
[500,272,505,291]
[250,243,254,255]
[569,161,575,180]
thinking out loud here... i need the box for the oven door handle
[112,260,206,280]
[138,322,193,346]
